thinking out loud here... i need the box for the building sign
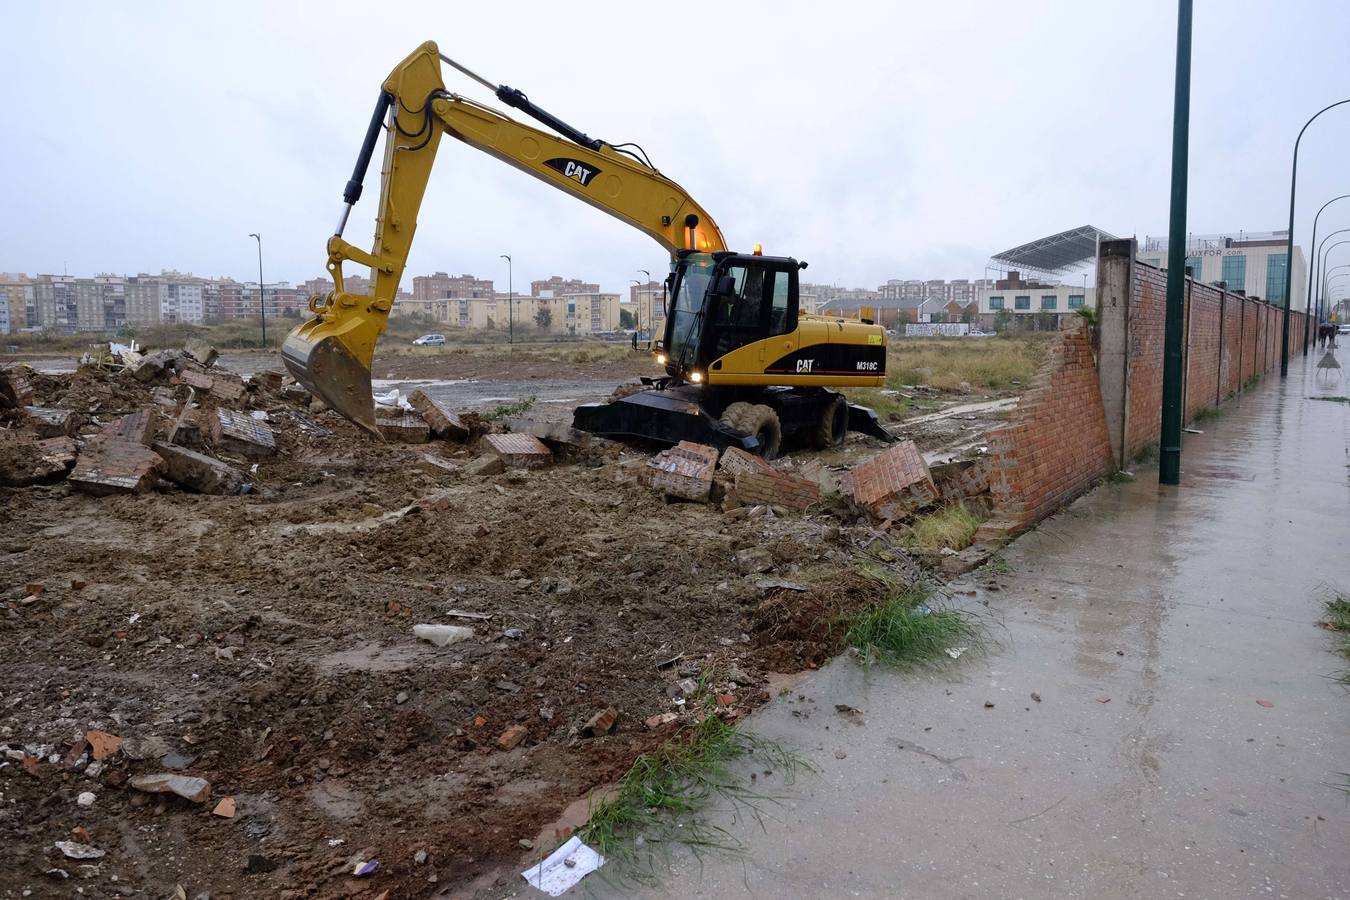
[905,323,970,337]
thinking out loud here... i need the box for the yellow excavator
[282,41,891,457]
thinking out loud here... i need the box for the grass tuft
[905,503,986,552]
[844,388,909,421]
[482,395,537,421]
[1192,405,1224,422]
[1318,591,1350,687]
[582,716,810,876]
[845,581,979,668]
[885,336,1045,392]
[1103,469,1136,485]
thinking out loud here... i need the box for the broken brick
[23,407,78,438]
[85,731,122,761]
[497,724,528,750]
[377,414,431,444]
[0,365,35,408]
[638,441,719,502]
[179,369,246,403]
[717,446,775,477]
[733,469,821,511]
[89,409,156,447]
[644,712,679,731]
[482,432,551,469]
[152,443,247,494]
[408,389,469,441]
[69,439,161,496]
[209,409,276,458]
[848,440,938,520]
[581,707,618,737]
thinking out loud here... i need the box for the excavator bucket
[281,306,383,437]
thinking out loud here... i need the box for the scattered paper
[521,836,605,897]
[944,646,968,659]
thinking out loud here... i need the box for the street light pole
[1312,230,1344,325]
[500,254,512,345]
[1278,98,1350,377]
[1159,0,1192,487]
[638,268,651,343]
[1302,194,1350,351]
[248,233,267,345]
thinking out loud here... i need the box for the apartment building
[627,280,665,333]
[1,274,34,333]
[412,272,495,303]
[531,276,599,298]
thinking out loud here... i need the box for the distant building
[976,270,1095,329]
[531,276,599,298]
[627,281,665,332]
[1135,231,1306,307]
[412,272,495,303]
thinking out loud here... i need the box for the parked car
[412,334,446,347]
[1338,323,1350,335]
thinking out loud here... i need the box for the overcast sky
[3,1,1349,297]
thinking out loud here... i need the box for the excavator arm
[282,41,726,433]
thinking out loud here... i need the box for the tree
[619,308,636,329]
[1035,311,1057,332]
[960,303,977,325]
[534,307,553,330]
[993,309,1014,334]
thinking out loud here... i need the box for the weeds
[482,395,537,421]
[844,388,909,421]
[905,503,986,552]
[582,716,810,876]
[985,553,1012,576]
[845,581,979,668]
[1132,442,1159,464]
[1244,372,1262,390]
[1318,591,1350,687]
[1103,469,1136,485]
[884,336,1044,392]
[1192,405,1224,423]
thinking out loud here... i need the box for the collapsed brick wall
[1096,239,1308,465]
[984,324,1114,530]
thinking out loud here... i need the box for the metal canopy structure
[989,225,1117,277]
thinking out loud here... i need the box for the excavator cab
[659,250,802,384]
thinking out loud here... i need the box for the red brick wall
[1104,251,1306,462]
[985,324,1114,529]
[1184,283,1222,422]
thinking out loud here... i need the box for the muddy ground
[0,349,1014,899]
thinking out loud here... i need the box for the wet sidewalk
[586,351,1350,899]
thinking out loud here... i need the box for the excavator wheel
[810,394,849,450]
[720,402,782,460]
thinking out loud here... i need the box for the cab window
[768,270,792,335]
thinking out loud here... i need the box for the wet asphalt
[582,350,1350,899]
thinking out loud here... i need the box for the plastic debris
[55,841,105,860]
[521,835,605,896]
[912,603,933,618]
[944,646,967,659]
[412,623,475,647]
[352,859,379,877]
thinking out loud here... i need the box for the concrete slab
[23,406,78,438]
[409,388,469,441]
[152,442,246,494]
[377,414,432,444]
[0,436,77,487]
[482,432,552,468]
[584,355,1350,900]
[69,440,161,496]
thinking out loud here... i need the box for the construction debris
[847,439,939,520]
[209,409,276,458]
[69,411,162,496]
[0,436,78,487]
[409,388,469,441]
[153,442,247,494]
[639,440,719,502]
[128,773,211,803]
[23,406,78,437]
[0,365,35,408]
[377,413,432,444]
[482,432,552,468]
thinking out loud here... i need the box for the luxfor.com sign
[905,323,970,337]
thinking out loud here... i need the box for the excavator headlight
[688,370,703,383]
[655,352,668,365]
[752,242,763,256]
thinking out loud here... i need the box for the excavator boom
[282,41,725,430]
